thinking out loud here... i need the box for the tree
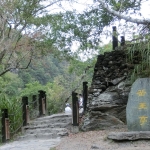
[40,0,150,54]
[96,0,150,25]
[0,0,74,76]
[0,72,23,97]
[18,54,69,85]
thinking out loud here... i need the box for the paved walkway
[0,113,72,150]
[0,113,75,150]
[0,138,61,150]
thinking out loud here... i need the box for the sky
[43,0,150,18]
[141,0,150,18]
[41,0,92,13]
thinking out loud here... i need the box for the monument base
[71,126,79,133]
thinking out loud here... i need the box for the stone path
[0,138,61,150]
[0,113,72,150]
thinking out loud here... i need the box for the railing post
[112,26,118,50]
[72,92,79,126]
[38,90,46,116]
[121,36,125,46]
[22,96,29,126]
[1,109,10,143]
[83,82,88,112]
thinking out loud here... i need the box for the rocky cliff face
[81,50,135,131]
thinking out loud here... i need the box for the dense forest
[0,53,96,112]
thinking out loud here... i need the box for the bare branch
[17,52,33,69]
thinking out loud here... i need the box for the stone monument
[126,78,150,131]
[107,78,150,141]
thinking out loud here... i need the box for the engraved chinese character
[136,89,146,96]
[138,103,147,109]
[139,116,148,126]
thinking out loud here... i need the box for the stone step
[30,117,72,126]
[17,113,72,141]
[24,122,72,130]
[19,128,69,141]
[25,127,68,135]
[35,113,72,121]
[18,133,59,141]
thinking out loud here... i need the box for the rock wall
[81,50,136,131]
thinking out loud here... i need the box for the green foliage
[0,95,22,142]
[68,58,96,86]
[0,72,23,97]
[39,10,113,54]
[20,81,46,97]
[108,0,141,12]
[0,72,24,142]
[126,35,150,83]
[99,42,112,54]
[18,54,67,85]
[46,81,66,114]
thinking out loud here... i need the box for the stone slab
[107,131,150,141]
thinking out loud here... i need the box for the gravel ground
[56,127,150,150]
